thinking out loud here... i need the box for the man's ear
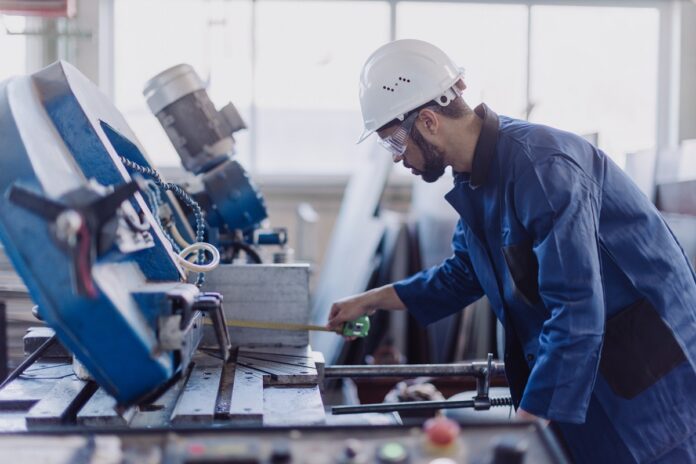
[418,108,439,135]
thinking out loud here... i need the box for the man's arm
[327,219,485,330]
[515,154,605,424]
[327,284,405,331]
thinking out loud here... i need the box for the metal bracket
[193,292,231,362]
[1,16,91,38]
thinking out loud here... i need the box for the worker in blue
[327,39,696,463]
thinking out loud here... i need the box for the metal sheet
[25,376,97,428]
[170,362,223,425]
[236,355,318,386]
[0,361,73,411]
[200,264,311,348]
[77,387,136,427]
[263,386,325,426]
[129,370,188,428]
[238,346,318,385]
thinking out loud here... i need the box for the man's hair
[379,96,472,132]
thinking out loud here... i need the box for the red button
[188,443,206,455]
[424,417,460,446]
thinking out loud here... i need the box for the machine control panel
[0,421,567,463]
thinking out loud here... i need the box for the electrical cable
[168,222,192,250]
[119,157,216,286]
[174,242,220,273]
[230,240,262,264]
[0,334,57,390]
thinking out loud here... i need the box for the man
[327,39,696,463]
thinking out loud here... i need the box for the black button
[270,441,292,463]
[526,354,535,362]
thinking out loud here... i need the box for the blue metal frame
[0,62,202,404]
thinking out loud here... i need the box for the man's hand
[327,285,406,339]
[327,293,375,335]
[516,408,550,426]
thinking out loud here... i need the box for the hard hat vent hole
[383,85,395,92]
[440,96,448,103]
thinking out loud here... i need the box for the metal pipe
[332,396,513,415]
[324,361,505,379]
[332,399,476,414]
[0,334,57,390]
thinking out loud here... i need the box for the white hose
[174,242,221,273]
[168,222,192,250]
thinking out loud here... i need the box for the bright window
[113,0,253,168]
[254,1,390,175]
[397,2,528,119]
[111,1,661,175]
[529,6,659,166]
[0,15,27,83]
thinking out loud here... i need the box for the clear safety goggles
[378,110,420,157]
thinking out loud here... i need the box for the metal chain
[120,156,206,286]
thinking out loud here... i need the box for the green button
[378,442,408,462]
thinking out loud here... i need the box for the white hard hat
[357,39,463,144]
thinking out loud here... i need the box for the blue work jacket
[394,104,696,463]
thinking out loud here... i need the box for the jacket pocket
[599,299,686,399]
[502,241,541,308]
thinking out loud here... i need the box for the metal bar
[228,366,263,424]
[171,363,223,425]
[0,334,57,390]
[332,395,513,415]
[214,361,236,419]
[332,399,475,415]
[324,361,505,379]
[0,303,6,383]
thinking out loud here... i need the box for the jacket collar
[453,103,500,189]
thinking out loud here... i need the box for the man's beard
[411,127,446,183]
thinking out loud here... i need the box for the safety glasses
[378,110,420,158]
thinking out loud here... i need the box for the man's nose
[392,153,403,163]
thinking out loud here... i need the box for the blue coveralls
[393,104,696,463]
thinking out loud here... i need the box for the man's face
[378,122,446,183]
[409,125,446,183]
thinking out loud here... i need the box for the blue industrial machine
[143,64,288,264]
[0,61,230,406]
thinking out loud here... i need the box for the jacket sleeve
[393,219,485,326]
[514,155,605,424]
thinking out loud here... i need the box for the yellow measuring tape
[216,318,338,333]
[204,315,371,338]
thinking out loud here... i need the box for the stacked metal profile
[0,247,36,370]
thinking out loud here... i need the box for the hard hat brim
[356,127,374,144]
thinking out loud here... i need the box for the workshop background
[2,0,696,373]
[0,0,696,448]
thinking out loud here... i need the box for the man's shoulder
[498,116,581,151]
[497,116,597,170]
